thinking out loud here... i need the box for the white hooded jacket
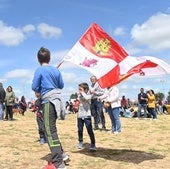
[99,86,121,108]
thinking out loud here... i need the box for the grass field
[0,110,170,169]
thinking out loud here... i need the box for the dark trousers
[77,117,95,146]
[90,99,106,128]
[5,105,13,120]
[36,114,46,140]
[43,102,63,168]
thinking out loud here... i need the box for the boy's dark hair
[79,82,89,91]
[37,47,50,64]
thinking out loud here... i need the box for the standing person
[32,92,47,144]
[32,47,67,169]
[147,90,157,120]
[121,96,128,110]
[99,86,121,134]
[19,95,27,115]
[137,88,148,119]
[0,82,6,120]
[4,86,15,121]
[77,82,96,151]
[120,95,128,117]
[127,98,132,108]
[90,75,106,131]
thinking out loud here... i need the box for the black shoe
[93,127,99,130]
[101,127,106,131]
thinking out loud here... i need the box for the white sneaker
[90,145,97,151]
[78,141,83,149]
[62,153,69,161]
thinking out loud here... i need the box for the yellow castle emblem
[93,38,111,55]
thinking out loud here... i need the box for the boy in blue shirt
[32,47,67,169]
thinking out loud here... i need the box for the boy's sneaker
[90,145,97,152]
[62,153,69,162]
[40,138,46,144]
[78,141,83,149]
[58,163,67,169]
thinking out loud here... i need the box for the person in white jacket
[99,86,121,134]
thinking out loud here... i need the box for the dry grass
[0,110,170,169]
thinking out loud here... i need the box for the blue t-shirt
[32,65,64,96]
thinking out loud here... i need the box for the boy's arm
[57,72,64,89]
[81,92,92,100]
[32,69,41,93]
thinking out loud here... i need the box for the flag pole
[57,60,64,68]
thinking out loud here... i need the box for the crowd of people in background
[119,88,168,120]
[65,86,169,122]
[0,82,28,121]
[0,81,169,124]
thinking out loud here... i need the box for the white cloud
[62,70,90,84]
[22,24,35,33]
[119,84,128,89]
[125,43,142,55]
[37,23,62,39]
[113,27,126,36]
[0,21,63,46]
[0,78,7,83]
[4,69,33,79]
[62,86,77,101]
[51,50,69,67]
[0,20,25,46]
[131,85,139,90]
[62,72,78,83]
[131,13,170,51]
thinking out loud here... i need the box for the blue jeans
[137,104,148,118]
[148,108,157,119]
[90,99,106,128]
[108,107,121,132]
[0,103,4,120]
[77,117,95,146]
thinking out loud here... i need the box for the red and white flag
[63,23,170,88]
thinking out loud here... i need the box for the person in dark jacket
[137,88,148,119]
[19,96,27,115]
[0,82,6,120]
[4,86,15,121]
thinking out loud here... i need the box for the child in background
[32,92,47,144]
[77,82,96,151]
